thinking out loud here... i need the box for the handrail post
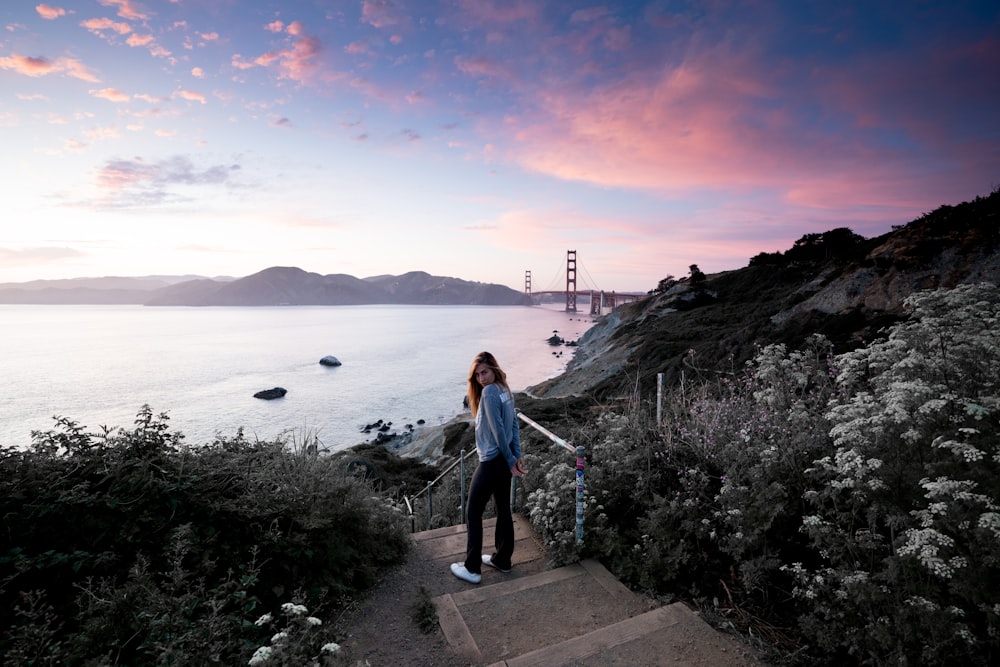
[656,372,665,426]
[460,449,467,524]
[575,445,585,544]
[427,484,433,527]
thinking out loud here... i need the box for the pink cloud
[36,4,67,20]
[191,66,204,78]
[455,0,540,25]
[81,17,131,36]
[265,20,284,33]
[98,0,147,21]
[493,27,991,232]
[0,53,99,82]
[345,40,370,55]
[126,33,154,46]
[243,22,323,84]
[230,55,255,70]
[199,31,218,41]
[90,87,130,102]
[454,54,510,80]
[361,0,400,28]
[174,89,206,104]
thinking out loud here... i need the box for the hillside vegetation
[514,189,1000,665]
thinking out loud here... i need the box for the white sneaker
[482,554,511,573]
[450,563,481,584]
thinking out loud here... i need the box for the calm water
[0,304,591,452]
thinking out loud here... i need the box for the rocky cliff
[529,189,1000,401]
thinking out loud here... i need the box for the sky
[1,1,998,293]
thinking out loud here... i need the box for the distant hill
[0,267,531,306]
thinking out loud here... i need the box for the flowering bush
[788,282,1000,664]
[247,602,347,666]
[521,283,1000,665]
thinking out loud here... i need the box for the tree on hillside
[649,274,676,295]
[688,264,706,286]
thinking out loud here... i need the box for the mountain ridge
[0,267,531,306]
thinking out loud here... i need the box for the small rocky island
[253,387,287,400]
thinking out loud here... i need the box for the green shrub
[0,408,410,664]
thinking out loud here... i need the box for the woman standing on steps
[451,351,527,584]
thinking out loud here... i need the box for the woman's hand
[511,458,527,477]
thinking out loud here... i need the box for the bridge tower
[524,270,532,296]
[566,249,577,312]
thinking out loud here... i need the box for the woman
[450,351,526,584]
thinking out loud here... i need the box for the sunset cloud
[98,0,147,22]
[94,155,241,208]
[243,20,323,84]
[361,0,401,29]
[454,54,510,80]
[36,4,67,20]
[126,33,154,47]
[174,89,206,104]
[0,53,99,82]
[90,87,130,102]
[81,17,131,37]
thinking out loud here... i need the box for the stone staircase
[411,515,763,666]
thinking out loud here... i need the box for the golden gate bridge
[525,250,646,314]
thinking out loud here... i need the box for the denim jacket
[475,383,522,469]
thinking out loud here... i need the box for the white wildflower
[281,602,309,616]
[248,645,273,666]
[271,631,288,644]
[322,642,342,654]
[306,616,322,626]
[254,613,273,626]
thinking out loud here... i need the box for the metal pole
[460,449,467,524]
[656,372,665,426]
[427,485,433,527]
[575,445,585,544]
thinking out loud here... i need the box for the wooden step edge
[486,604,686,667]
[449,562,587,606]
[578,558,645,606]
[433,593,481,663]
[412,514,536,542]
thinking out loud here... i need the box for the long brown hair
[466,351,509,416]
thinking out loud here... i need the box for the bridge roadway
[529,289,646,314]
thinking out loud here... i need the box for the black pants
[463,456,514,574]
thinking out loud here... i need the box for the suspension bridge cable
[543,257,566,292]
[578,257,601,292]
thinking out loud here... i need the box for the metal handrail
[404,447,478,531]
[516,410,585,544]
[402,411,586,544]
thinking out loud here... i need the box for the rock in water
[319,355,342,366]
[254,387,287,400]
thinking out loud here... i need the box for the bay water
[0,304,591,452]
